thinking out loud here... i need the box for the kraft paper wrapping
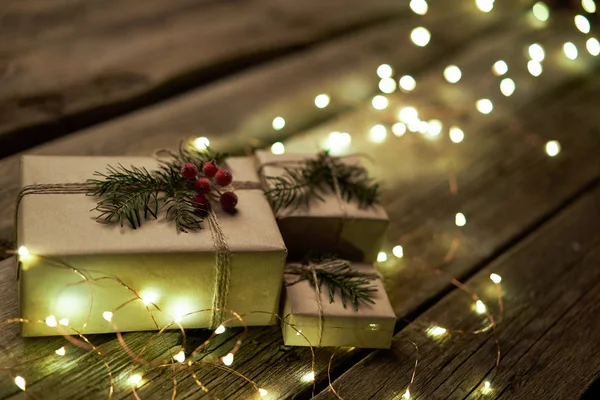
[254,151,389,263]
[281,263,395,348]
[17,156,287,337]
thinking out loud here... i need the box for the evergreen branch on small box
[87,145,227,232]
[265,151,381,212]
[286,258,378,311]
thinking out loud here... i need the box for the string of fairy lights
[4,1,598,399]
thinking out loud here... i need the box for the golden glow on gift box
[443,65,462,83]
[14,376,26,391]
[55,347,66,356]
[314,94,330,109]
[301,371,315,382]
[129,374,143,387]
[545,140,561,157]
[586,38,600,56]
[372,95,389,110]
[193,137,210,151]
[272,117,285,131]
[476,99,493,114]
[140,289,160,306]
[376,64,393,79]
[174,350,186,363]
[59,318,69,326]
[370,125,387,143]
[410,0,428,15]
[528,43,545,62]
[532,2,550,22]
[455,213,467,227]
[379,78,397,94]
[449,126,464,143]
[500,78,516,97]
[582,0,596,13]
[475,0,494,13]
[492,60,508,76]
[410,27,431,47]
[475,300,487,314]
[222,352,234,366]
[527,60,543,77]
[490,273,502,284]
[399,75,417,92]
[215,325,226,334]
[427,326,447,337]
[575,15,591,34]
[563,42,578,60]
[377,252,388,262]
[398,107,419,124]
[271,142,285,155]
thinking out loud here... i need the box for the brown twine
[14,180,262,329]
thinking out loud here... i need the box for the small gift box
[16,155,287,336]
[254,151,389,263]
[281,261,395,348]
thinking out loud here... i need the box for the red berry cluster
[180,161,238,213]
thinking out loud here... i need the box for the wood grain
[313,184,600,400]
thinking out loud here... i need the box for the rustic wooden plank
[0,0,416,156]
[313,183,600,399]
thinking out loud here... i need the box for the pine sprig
[286,258,378,311]
[87,146,227,232]
[265,151,381,212]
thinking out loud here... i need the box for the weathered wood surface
[314,184,600,400]
[0,0,415,155]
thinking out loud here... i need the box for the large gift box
[17,156,287,337]
[255,151,389,263]
[281,262,395,348]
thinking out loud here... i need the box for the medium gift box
[16,155,287,337]
[281,262,395,348]
[254,151,389,263]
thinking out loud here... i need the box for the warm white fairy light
[377,252,388,263]
[476,99,493,114]
[407,121,420,132]
[455,213,467,227]
[18,245,30,258]
[399,107,419,123]
[475,300,487,314]
[449,126,464,143]
[140,289,159,306]
[586,38,600,55]
[527,60,543,77]
[492,60,508,76]
[392,123,407,137]
[500,78,516,97]
[399,75,417,92]
[563,42,578,60]
[443,65,462,83]
[377,64,393,79]
[392,245,404,258]
[45,315,57,327]
[427,120,443,137]
[370,125,388,143]
[193,137,210,151]
[545,140,561,157]
[129,374,143,387]
[528,43,545,62]
[222,352,234,366]
[532,2,550,22]
[418,121,429,134]
[174,350,186,363]
[301,371,316,382]
[372,95,389,110]
[59,318,69,326]
[427,326,447,337]
[582,0,597,13]
[575,15,591,34]
[410,0,428,15]
[490,273,502,284]
[14,376,26,391]
[102,311,113,322]
[55,347,66,356]
[215,325,226,334]
[410,27,431,47]
[379,78,397,94]
[259,388,268,397]
[271,142,285,155]
[403,388,411,399]
[475,0,495,13]
[272,116,286,131]
[482,381,492,394]
[314,94,330,109]
[326,131,351,153]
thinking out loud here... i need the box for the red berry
[220,191,238,212]
[192,194,211,210]
[194,177,211,194]
[202,160,219,177]
[215,169,233,186]
[181,163,198,179]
